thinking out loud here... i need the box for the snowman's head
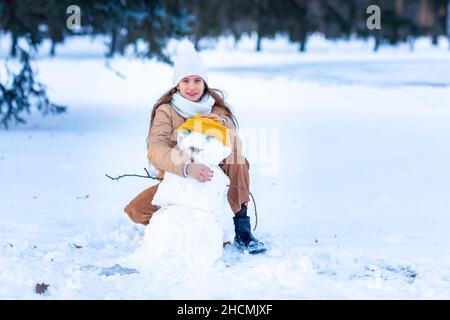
[177,115,232,165]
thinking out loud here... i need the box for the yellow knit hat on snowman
[178,115,230,147]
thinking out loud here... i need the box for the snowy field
[1,33,450,299]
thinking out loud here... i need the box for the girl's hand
[186,162,214,182]
[202,113,224,123]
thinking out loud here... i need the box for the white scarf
[171,92,215,119]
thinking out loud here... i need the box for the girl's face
[177,75,205,102]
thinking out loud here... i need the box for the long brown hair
[149,83,238,129]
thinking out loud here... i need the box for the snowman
[129,115,234,271]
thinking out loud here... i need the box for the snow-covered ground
[1,33,450,299]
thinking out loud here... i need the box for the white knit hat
[172,39,208,87]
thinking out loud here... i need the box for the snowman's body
[134,119,233,270]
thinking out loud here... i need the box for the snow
[1,33,450,299]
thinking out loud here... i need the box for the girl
[124,40,265,254]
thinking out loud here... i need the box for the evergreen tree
[0,48,66,129]
[184,0,215,48]
[41,0,74,56]
[224,0,255,47]
[78,0,192,62]
[253,0,278,51]
[280,0,322,52]
[0,0,46,56]
[133,0,193,63]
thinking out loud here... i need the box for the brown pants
[124,158,250,225]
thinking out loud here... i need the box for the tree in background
[2,0,448,57]
[0,49,66,129]
[185,0,224,49]
[447,0,450,48]
[0,0,192,62]
[1,0,448,129]
[222,0,255,48]
[0,0,46,56]
[280,0,322,52]
[41,0,75,56]
[434,0,450,48]
[135,0,193,63]
[0,0,195,129]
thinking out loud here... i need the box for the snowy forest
[1,0,449,58]
[1,0,450,300]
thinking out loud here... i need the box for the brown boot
[124,184,160,225]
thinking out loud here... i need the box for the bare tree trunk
[255,13,262,51]
[11,33,17,57]
[192,0,201,50]
[255,0,263,52]
[447,0,450,49]
[299,27,308,52]
[407,35,415,51]
[431,0,439,46]
[108,29,117,57]
[256,30,262,51]
[374,34,381,52]
[50,40,56,56]
[395,0,404,15]
[432,34,439,45]
[233,35,240,49]
[299,38,307,52]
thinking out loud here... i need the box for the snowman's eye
[182,129,192,135]
[205,135,214,142]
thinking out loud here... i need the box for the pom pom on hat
[172,39,208,86]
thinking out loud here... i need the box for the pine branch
[0,47,67,129]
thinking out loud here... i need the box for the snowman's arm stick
[105,168,163,181]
